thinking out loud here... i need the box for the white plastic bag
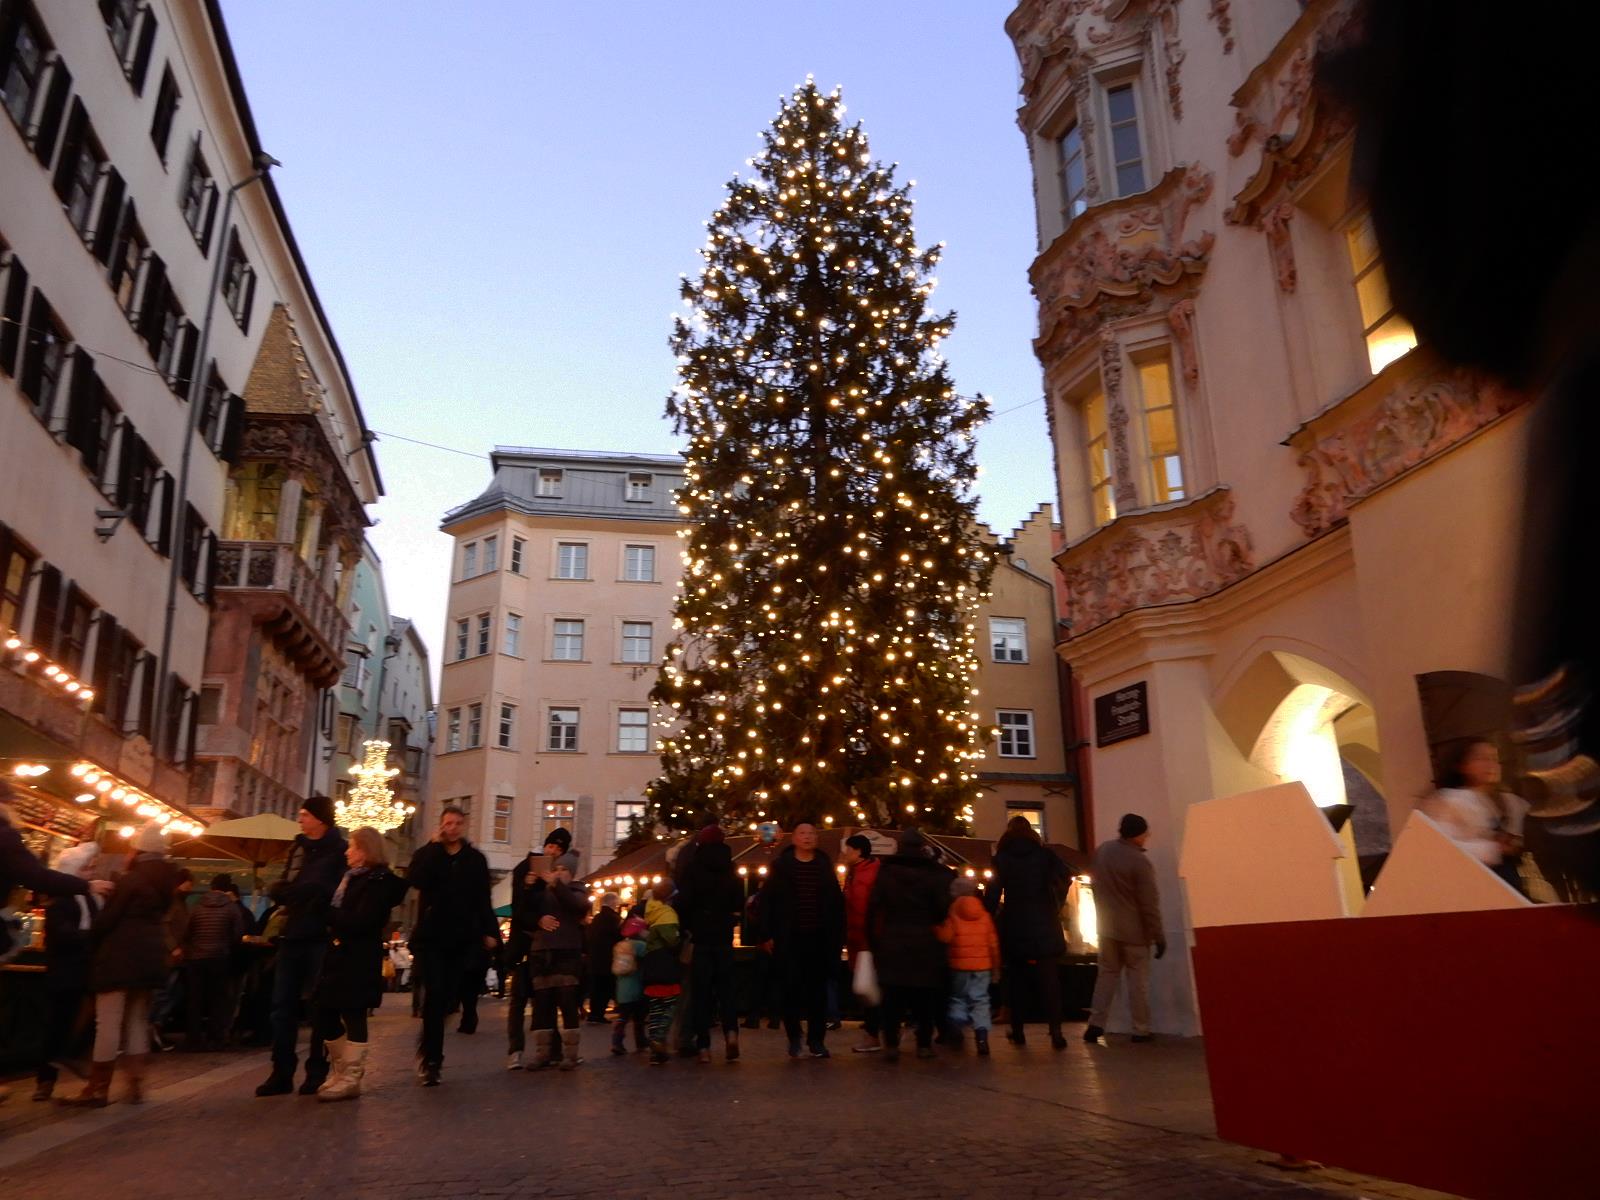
[851,949,881,1006]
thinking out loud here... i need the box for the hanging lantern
[335,740,413,833]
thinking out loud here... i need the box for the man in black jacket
[756,823,844,1058]
[256,795,347,1096]
[407,805,496,1086]
[504,827,570,1068]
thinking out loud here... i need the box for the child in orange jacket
[936,877,1002,1055]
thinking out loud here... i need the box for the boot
[724,1029,740,1062]
[314,1038,347,1096]
[255,1059,296,1097]
[883,1035,901,1064]
[123,1053,148,1104]
[527,1029,555,1070]
[298,1044,331,1095]
[319,1042,366,1101]
[975,1029,990,1057]
[59,1061,113,1107]
[558,1028,583,1071]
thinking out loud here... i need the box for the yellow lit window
[1136,357,1185,503]
[223,462,283,541]
[1345,212,1417,374]
[1084,390,1116,526]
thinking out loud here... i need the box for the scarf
[331,865,370,909]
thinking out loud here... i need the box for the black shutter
[152,470,174,555]
[91,165,125,264]
[219,393,244,463]
[203,531,219,603]
[135,654,157,740]
[198,184,217,256]
[64,347,102,468]
[50,98,87,200]
[239,268,256,332]
[0,254,26,377]
[17,288,50,407]
[127,11,156,93]
[31,57,71,169]
[116,431,147,517]
[171,319,198,393]
[0,8,23,85]
[91,614,120,716]
[32,564,62,655]
[135,253,167,353]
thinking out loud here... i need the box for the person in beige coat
[1084,813,1165,1044]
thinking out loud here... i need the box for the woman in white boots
[312,826,407,1101]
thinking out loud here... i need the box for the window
[475,612,491,656]
[108,211,147,313]
[547,707,579,752]
[0,528,36,634]
[221,231,255,331]
[1,6,45,132]
[541,801,575,844]
[53,104,106,240]
[1083,388,1115,526]
[103,0,139,62]
[454,617,468,662]
[1007,805,1046,838]
[445,707,462,752]
[553,619,584,661]
[149,68,179,160]
[622,544,655,582]
[181,139,218,254]
[1345,211,1418,374]
[997,711,1036,758]
[626,472,652,501]
[621,621,653,664]
[990,617,1027,664]
[503,613,521,656]
[1106,83,1146,198]
[467,703,482,749]
[482,535,498,573]
[492,795,513,844]
[555,542,588,579]
[510,537,525,574]
[1135,355,1185,502]
[1059,121,1087,220]
[461,541,477,579]
[536,469,563,497]
[617,708,650,753]
[19,291,67,426]
[613,801,647,847]
[497,703,515,749]
[60,588,95,675]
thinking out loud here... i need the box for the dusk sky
[220,1,1053,679]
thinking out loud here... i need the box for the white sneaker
[506,1052,523,1070]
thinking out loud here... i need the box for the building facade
[430,449,684,878]
[1008,0,1528,1033]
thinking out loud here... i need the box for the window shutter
[135,654,157,741]
[31,564,63,656]
[91,165,125,264]
[116,431,147,516]
[127,10,156,93]
[152,470,174,555]
[198,184,217,255]
[0,254,26,377]
[0,9,23,84]
[50,98,88,201]
[202,530,219,603]
[239,268,256,332]
[64,347,103,469]
[17,289,51,407]
[135,253,167,353]
[91,614,120,714]
[30,57,71,169]
[219,392,244,463]
[171,319,198,393]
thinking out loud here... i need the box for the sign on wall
[1094,681,1150,747]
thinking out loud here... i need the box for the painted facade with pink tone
[1009,0,1529,1033]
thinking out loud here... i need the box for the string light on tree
[335,740,414,834]
[647,80,995,834]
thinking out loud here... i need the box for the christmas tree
[649,80,994,835]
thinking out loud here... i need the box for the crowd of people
[3,779,1171,1107]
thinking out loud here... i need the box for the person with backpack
[609,914,648,1055]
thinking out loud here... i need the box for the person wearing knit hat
[300,794,336,833]
[543,826,573,854]
[524,849,590,1070]
[1085,813,1164,1045]
[696,823,725,845]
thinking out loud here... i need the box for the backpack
[612,938,637,976]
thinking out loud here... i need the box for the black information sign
[1094,681,1150,747]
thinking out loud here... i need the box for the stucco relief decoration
[1012,0,1103,99]
[1290,367,1527,538]
[1166,297,1199,386]
[1208,0,1234,53]
[1058,489,1255,636]
[1099,326,1138,508]
[1261,201,1297,292]
[1152,0,1186,120]
[1031,163,1215,359]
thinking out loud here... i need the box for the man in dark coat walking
[256,795,347,1096]
[755,822,844,1058]
[406,804,496,1086]
[868,828,954,1060]
[985,815,1070,1048]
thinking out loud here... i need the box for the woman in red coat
[839,834,881,1053]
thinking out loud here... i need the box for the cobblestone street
[0,1004,1457,1200]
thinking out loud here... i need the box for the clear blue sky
[220,0,1054,675]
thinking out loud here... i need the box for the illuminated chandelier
[335,740,415,834]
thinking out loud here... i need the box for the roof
[444,449,687,528]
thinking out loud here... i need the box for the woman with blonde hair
[311,825,407,1101]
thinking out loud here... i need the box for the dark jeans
[691,940,738,1048]
[36,990,91,1084]
[505,962,531,1052]
[1005,954,1063,1038]
[315,1005,369,1043]
[778,933,832,1048]
[532,984,580,1030]
[587,970,614,1020]
[457,962,481,1032]
[184,957,232,1048]
[417,941,471,1068]
[882,983,941,1050]
[270,940,327,1073]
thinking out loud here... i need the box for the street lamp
[151,152,280,758]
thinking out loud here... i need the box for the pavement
[0,1002,1461,1200]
